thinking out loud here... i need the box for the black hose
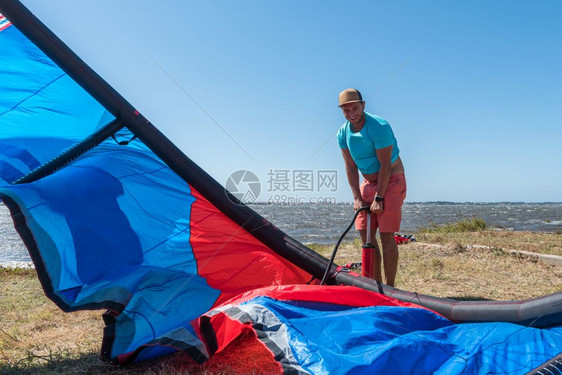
[320,206,370,285]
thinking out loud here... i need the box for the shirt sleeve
[337,126,348,149]
[373,124,395,149]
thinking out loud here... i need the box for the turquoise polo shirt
[337,112,399,175]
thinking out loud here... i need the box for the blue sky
[20,1,562,202]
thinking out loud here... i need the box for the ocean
[1,202,561,267]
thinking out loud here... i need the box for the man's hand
[370,200,384,214]
[354,197,368,211]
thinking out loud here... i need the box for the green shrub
[419,217,487,234]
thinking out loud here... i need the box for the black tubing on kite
[13,119,124,184]
[333,270,562,328]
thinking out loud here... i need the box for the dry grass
[0,268,281,375]
[0,268,104,374]
[312,234,562,300]
[396,241,562,300]
[417,230,562,256]
[1,227,562,374]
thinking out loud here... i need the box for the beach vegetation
[491,246,505,256]
[418,217,487,233]
[0,266,35,276]
[417,227,562,256]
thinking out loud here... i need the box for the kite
[0,2,560,373]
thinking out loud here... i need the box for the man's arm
[340,149,365,210]
[371,145,393,213]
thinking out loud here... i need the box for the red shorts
[355,173,407,233]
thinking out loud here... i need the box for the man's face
[341,102,365,126]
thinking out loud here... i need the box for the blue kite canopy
[0,17,113,184]
[201,285,562,374]
[0,4,561,374]
[0,10,311,362]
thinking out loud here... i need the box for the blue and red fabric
[1,6,561,374]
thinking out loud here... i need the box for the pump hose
[320,206,370,285]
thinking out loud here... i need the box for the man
[337,88,406,286]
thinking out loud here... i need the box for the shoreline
[0,261,35,269]
[2,228,561,268]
